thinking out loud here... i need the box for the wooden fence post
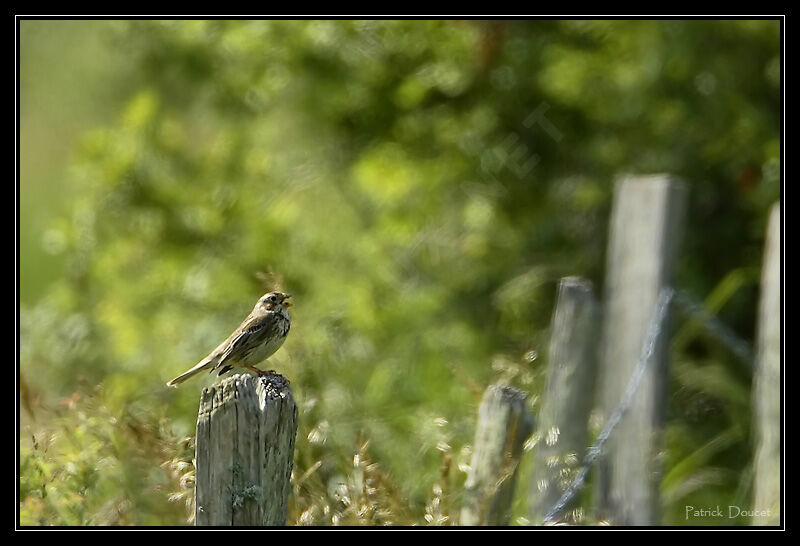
[461,384,534,526]
[195,373,298,526]
[752,204,780,525]
[596,175,686,525]
[531,277,599,523]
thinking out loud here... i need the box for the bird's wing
[215,311,270,369]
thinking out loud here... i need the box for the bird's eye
[268,295,277,303]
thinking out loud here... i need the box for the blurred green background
[19,20,780,526]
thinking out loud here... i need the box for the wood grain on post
[752,204,781,525]
[596,175,686,525]
[461,384,534,526]
[531,277,599,523]
[195,373,298,526]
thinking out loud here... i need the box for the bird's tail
[167,357,216,387]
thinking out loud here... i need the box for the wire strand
[542,287,675,524]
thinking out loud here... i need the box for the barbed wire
[540,286,754,524]
[542,287,676,524]
[673,289,754,366]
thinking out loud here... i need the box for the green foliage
[20,381,193,525]
[20,20,780,526]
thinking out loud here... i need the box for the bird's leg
[245,365,269,377]
[245,366,285,383]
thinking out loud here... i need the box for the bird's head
[257,291,292,311]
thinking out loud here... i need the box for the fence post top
[485,383,529,404]
[199,373,294,411]
[559,276,595,292]
[202,372,291,390]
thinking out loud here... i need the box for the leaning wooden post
[195,373,298,526]
[752,204,780,525]
[596,175,686,525]
[461,384,534,526]
[531,277,599,523]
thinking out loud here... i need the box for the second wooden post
[531,277,599,523]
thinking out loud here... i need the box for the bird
[166,291,292,387]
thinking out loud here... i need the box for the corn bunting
[167,291,292,386]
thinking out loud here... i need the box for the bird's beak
[282,293,292,307]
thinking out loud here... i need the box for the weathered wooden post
[195,373,298,526]
[752,204,780,525]
[596,175,686,525]
[531,277,600,523]
[461,384,534,526]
